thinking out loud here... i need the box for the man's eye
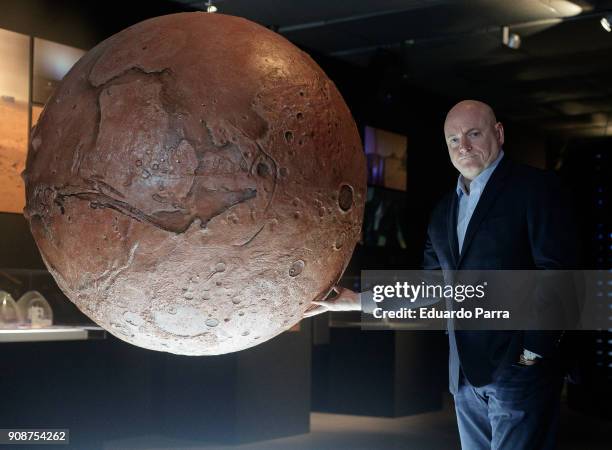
[469,131,480,137]
[449,138,459,145]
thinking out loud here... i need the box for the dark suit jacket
[423,157,578,390]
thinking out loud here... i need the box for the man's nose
[459,136,471,153]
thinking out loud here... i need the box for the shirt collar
[456,149,504,197]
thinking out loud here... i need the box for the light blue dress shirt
[455,150,504,254]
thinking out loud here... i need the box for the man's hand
[303,287,361,318]
[517,349,541,366]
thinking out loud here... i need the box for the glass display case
[0,290,22,327]
[16,290,53,327]
[0,269,105,342]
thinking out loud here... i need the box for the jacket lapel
[456,157,513,267]
[447,191,460,268]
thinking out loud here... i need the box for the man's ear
[495,122,505,146]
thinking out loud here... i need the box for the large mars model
[23,13,365,355]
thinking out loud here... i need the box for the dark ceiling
[172,0,612,138]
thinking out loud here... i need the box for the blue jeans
[454,361,564,449]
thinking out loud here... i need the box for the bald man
[306,100,578,449]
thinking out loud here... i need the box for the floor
[104,395,612,450]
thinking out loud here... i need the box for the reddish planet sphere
[24,12,366,355]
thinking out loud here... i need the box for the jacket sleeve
[423,228,442,270]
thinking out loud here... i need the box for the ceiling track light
[205,1,218,13]
[601,16,612,32]
[502,26,522,49]
[328,9,610,58]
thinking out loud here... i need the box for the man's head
[444,100,504,181]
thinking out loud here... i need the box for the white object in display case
[0,290,23,328]
[17,290,53,328]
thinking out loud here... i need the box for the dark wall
[0,213,44,269]
[502,121,548,169]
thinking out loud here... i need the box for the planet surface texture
[24,12,366,355]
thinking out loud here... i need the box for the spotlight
[205,1,218,13]
[601,16,612,32]
[502,26,522,49]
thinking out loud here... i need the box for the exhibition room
[0,0,611,449]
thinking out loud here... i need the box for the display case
[0,268,105,342]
